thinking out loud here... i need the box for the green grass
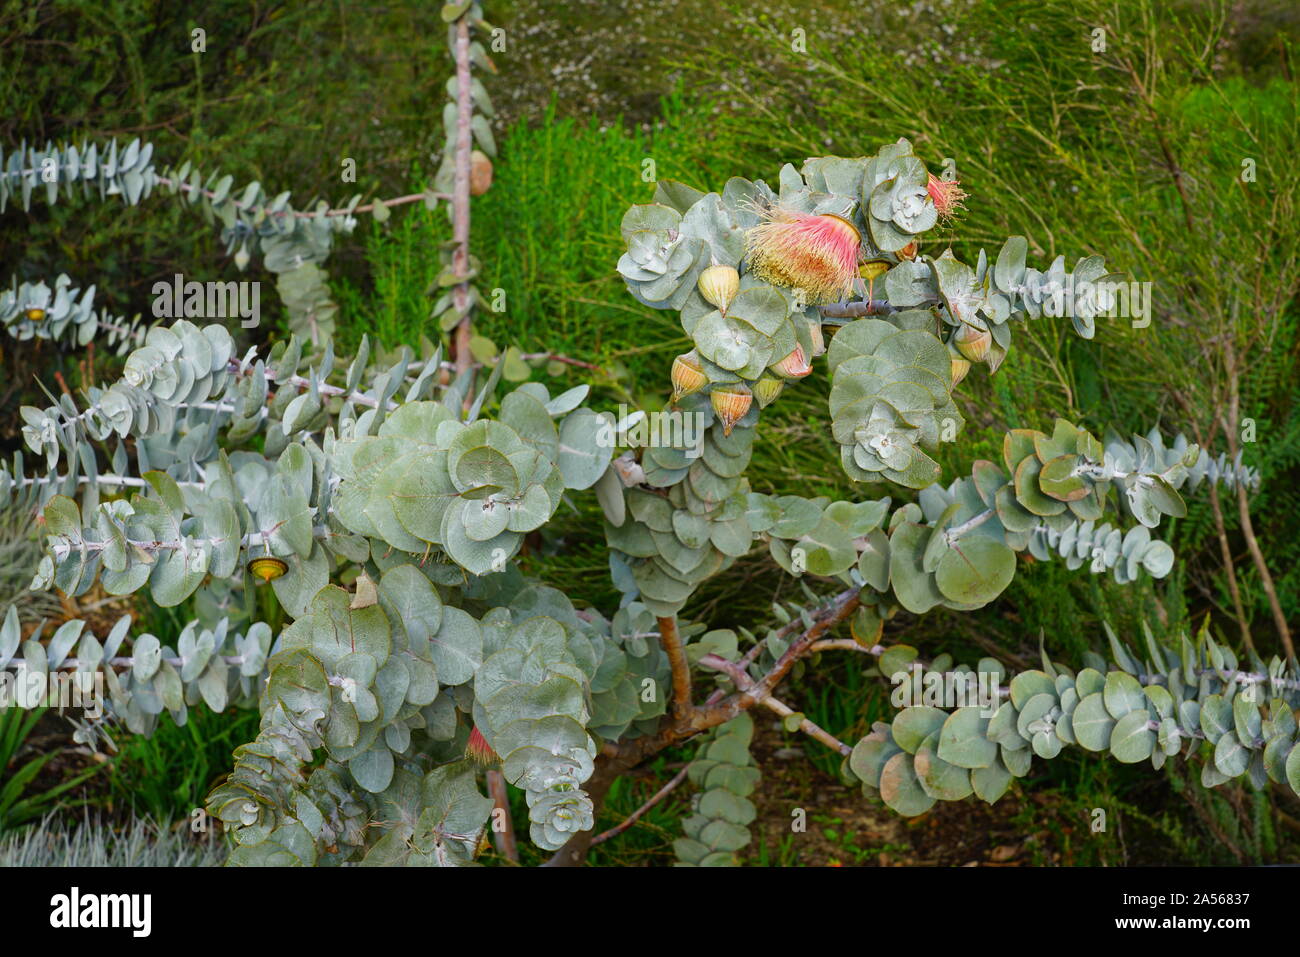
[0,707,98,834]
[333,95,735,386]
[105,705,261,825]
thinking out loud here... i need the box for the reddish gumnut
[470,150,494,196]
[710,384,753,435]
[671,350,708,402]
[771,343,812,379]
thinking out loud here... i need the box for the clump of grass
[0,505,64,625]
[0,813,226,867]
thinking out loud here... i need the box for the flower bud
[949,354,971,389]
[697,264,740,315]
[710,384,753,435]
[771,343,812,379]
[806,318,827,357]
[466,725,499,765]
[671,351,708,402]
[753,373,784,408]
[470,150,494,196]
[954,323,991,362]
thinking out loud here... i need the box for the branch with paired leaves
[1,274,149,352]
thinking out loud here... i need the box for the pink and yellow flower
[465,725,500,765]
[926,173,968,220]
[744,207,861,304]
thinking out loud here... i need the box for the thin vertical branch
[1232,482,1293,661]
[1171,390,1255,656]
[1207,481,1256,655]
[485,769,518,863]
[450,16,475,395]
[1221,346,1294,661]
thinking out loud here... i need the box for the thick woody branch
[639,589,863,752]
[737,587,859,670]
[735,589,862,712]
[819,299,929,319]
[656,615,693,721]
[543,592,861,866]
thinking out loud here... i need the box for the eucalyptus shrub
[3,88,1295,865]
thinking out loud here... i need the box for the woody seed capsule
[949,354,971,389]
[954,322,992,362]
[771,343,812,379]
[670,351,708,402]
[753,373,784,408]
[710,384,753,435]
